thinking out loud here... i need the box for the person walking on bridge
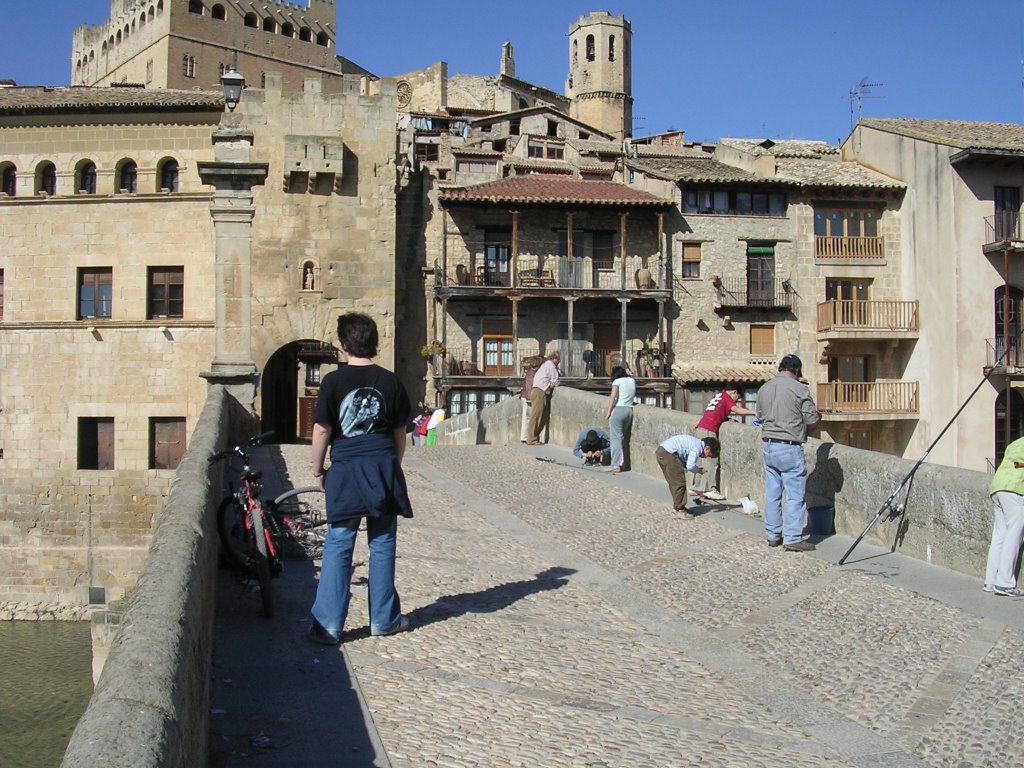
[307,312,414,644]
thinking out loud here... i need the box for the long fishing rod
[838,344,1011,565]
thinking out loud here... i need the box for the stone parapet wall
[61,385,250,768]
[436,386,994,578]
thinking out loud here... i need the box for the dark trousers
[656,446,688,510]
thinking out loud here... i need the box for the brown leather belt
[763,437,801,446]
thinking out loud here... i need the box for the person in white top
[605,365,636,473]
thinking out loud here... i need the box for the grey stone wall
[436,387,993,578]
[61,385,252,768]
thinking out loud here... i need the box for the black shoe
[783,540,815,552]
[767,537,782,548]
[307,618,341,645]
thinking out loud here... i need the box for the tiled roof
[505,157,574,174]
[672,363,776,385]
[0,86,224,113]
[719,138,839,159]
[627,157,793,185]
[860,118,1024,151]
[439,175,672,207]
[566,137,625,155]
[633,143,712,159]
[452,146,502,157]
[775,158,904,189]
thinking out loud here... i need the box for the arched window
[260,72,266,88]
[244,12,258,28]
[298,26,312,42]
[77,160,97,194]
[117,160,138,193]
[148,7,155,22]
[995,285,1023,349]
[182,54,195,78]
[262,16,276,33]
[1,164,16,196]
[218,62,229,77]
[586,34,595,61]
[140,12,146,26]
[156,0,165,15]
[116,30,122,44]
[35,161,57,196]
[102,41,108,54]
[281,22,294,38]
[608,35,616,61]
[188,0,203,14]
[316,30,329,47]
[212,4,226,20]
[995,389,1024,465]
[572,40,577,67]
[124,24,130,38]
[158,158,179,192]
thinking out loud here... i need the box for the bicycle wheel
[270,486,327,559]
[250,504,274,619]
[216,496,249,570]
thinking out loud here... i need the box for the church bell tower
[565,11,633,140]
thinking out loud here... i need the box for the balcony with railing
[816,380,920,419]
[432,343,672,383]
[816,300,919,339]
[983,212,1024,252]
[713,277,794,310]
[437,253,668,294]
[814,235,885,262]
[985,335,1024,373]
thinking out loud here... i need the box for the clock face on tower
[396,81,412,109]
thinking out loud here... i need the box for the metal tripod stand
[838,346,1010,565]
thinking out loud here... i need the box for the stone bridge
[60,386,1017,767]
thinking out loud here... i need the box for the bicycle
[212,434,329,617]
[210,431,280,618]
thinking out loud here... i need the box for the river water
[0,622,93,768]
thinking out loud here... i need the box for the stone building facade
[72,0,345,94]
[0,69,399,605]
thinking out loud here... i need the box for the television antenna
[847,77,884,129]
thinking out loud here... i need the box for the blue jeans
[608,407,633,468]
[762,442,807,544]
[311,514,401,636]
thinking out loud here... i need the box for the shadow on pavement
[208,557,386,767]
[402,566,577,631]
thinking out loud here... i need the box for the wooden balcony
[816,381,919,420]
[816,300,919,340]
[814,235,885,261]
[715,278,794,310]
[435,254,670,297]
[983,212,1024,253]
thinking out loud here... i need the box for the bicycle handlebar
[209,430,276,464]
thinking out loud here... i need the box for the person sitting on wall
[572,427,611,466]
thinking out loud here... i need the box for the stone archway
[261,340,339,443]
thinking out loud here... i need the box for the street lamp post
[197,69,269,412]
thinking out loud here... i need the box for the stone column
[197,125,269,412]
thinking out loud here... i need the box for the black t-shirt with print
[313,363,411,443]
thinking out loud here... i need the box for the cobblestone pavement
[211,442,1024,768]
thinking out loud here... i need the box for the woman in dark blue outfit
[307,313,413,644]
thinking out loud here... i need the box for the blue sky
[3,1,1023,144]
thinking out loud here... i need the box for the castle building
[71,0,349,94]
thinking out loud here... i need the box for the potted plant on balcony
[420,340,446,362]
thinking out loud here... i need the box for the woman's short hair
[336,312,379,358]
[610,365,628,380]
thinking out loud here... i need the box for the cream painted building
[842,119,1024,471]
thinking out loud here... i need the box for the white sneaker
[702,488,726,501]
